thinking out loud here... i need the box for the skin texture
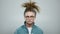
[24,11,36,27]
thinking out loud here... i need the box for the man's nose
[28,17,32,19]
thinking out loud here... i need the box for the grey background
[0,0,60,34]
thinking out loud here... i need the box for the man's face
[24,11,36,24]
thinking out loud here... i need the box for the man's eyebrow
[25,15,33,16]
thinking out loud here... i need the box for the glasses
[25,16,35,18]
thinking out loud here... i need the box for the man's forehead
[25,12,35,16]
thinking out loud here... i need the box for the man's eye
[25,16,35,18]
[26,16,29,17]
[30,16,34,17]
[25,16,29,17]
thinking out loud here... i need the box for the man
[14,1,43,34]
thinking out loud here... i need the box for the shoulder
[14,25,24,34]
[16,25,24,31]
[34,25,43,34]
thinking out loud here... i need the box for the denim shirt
[14,22,43,34]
